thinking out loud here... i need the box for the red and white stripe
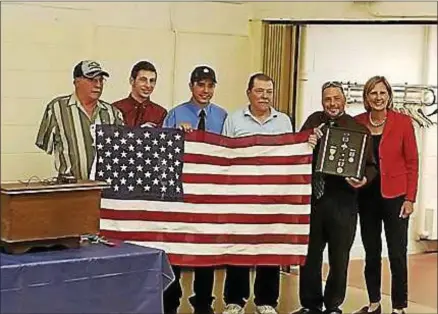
[100,131,313,266]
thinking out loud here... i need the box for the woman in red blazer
[353,76,419,314]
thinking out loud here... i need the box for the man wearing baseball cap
[36,60,124,180]
[163,65,226,134]
[162,65,228,314]
[73,60,110,79]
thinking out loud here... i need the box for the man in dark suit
[292,81,377,314]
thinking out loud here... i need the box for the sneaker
[256,305,278,314]
[223,304,244,314]
[353,305,381,314]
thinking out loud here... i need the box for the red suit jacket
[355,110,419,202]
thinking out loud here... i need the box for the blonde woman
[354,76,419,314]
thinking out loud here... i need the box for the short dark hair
[247,73,274,91]
[130,61,157,80]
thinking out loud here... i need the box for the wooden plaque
[1,180,109,254]
[315,126,369,179]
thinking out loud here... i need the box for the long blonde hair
[363,76,394,112]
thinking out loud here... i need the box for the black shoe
[323,309,342,314]
[353,305,382,314]
[193,306,214,314]
[291,308,323,314]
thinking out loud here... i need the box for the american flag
[91,125,313,266]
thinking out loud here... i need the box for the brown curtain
[261,23,300,119]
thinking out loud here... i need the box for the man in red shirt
[113,61,167,127]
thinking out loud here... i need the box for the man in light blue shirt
[162,65,227,314]
[222,103,292,137]
[221,73,293,314]
[163,66,227,134]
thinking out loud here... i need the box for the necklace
[369,113,387,127]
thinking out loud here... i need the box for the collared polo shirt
[35,93,124,180]
[113,94,167,127]
[163,100,227,135]
[222,106,293,138]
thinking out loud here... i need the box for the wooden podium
[1,180,109,254]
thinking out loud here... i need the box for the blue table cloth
[1,243,174,314]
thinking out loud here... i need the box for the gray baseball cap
[73,60,109,79]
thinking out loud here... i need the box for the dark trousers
[163,265,215,312]
[299,193,357,311]
[358,183,409,310]
[224,265,280,307]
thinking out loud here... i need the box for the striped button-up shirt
[36,93,124,180]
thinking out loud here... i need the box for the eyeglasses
[322,81,343,90]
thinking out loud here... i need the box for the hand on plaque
[345,176,367,188]
[308,123,325,149]
[314,123,324,139]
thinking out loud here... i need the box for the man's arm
[300,112,320,132]
[163,109,176,128]
[111,100,127,125]
[281,114,293,133]
[157,109,168,128]
[35,101,57,154]
[219,111,228,134]
[221,115,234,137]
[113,107,125,126]
[298,113,323,150]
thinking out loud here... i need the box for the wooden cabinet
[1,180,108,254]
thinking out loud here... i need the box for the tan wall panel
[172,33,251,112]
[1,153,55,182]
[93,27,175,108]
